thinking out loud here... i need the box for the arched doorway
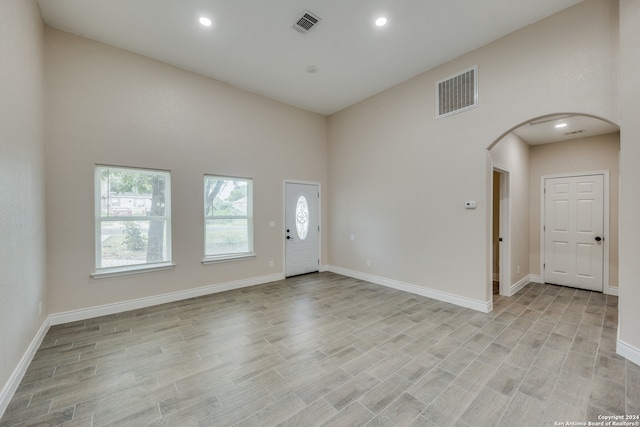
[488,113,619,300]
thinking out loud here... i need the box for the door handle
[595,236,602,242]
[286,235,293,240]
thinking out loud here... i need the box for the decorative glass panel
[296,195,309,240]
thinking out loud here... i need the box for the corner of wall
[0,318,50,418]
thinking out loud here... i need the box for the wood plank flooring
[2,272,638,426]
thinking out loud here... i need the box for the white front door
[544,174,604,291]
[285,182,319,277]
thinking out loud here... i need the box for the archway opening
[488,113,619,301]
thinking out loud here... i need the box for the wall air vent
[436,65,478,119]
[293,10,321,34]
[564,129,586,136]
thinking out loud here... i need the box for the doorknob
[595,236,602,242]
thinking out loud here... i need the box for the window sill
[91,263,175,279]
[202,253,257,265]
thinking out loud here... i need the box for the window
[204,175,254,261]
[94,166,172,277]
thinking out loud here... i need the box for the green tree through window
[96,166,171,272]
[204,176,253,258]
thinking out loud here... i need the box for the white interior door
[285,182,319,277]
[544,174,604,291]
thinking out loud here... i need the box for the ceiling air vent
[293,10,321,34]
[564,129,586,136]
[436,65,478,119]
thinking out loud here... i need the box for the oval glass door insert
[295,195,309,240]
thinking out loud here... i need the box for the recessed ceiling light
[375,17,387,27]
[199,17,212,27]
[555,123,568,128]
[306,65,319,74]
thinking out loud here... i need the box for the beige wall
[490,134,531,289]
[5,0,640,403]
[328,0,619,306]
[44,28,328,314]
[529,133,620,287]
[0,0,47,403]
[618,0,640,360]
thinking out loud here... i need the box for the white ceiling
[37,0,585,116]
[512,114,619,145]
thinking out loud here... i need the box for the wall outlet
[269,260,274,268]
[38,301,42,316]
[517,265,520,274]
[366,259,371,267]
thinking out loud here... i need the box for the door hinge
[543,263,546,269]
[543,226,545,232]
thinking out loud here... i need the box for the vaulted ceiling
[38,0,584,116]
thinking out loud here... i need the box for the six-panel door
[544,174,604,291]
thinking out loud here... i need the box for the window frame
[203,174,255,263]
[92,165,173,278]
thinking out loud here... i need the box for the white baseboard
[0,317,50,418]
[605,285,619,296]
[508,274,533,296]
[49,272,285,325]
[328,266,491,313]
[617,339,640,367]
[529,274,543,284]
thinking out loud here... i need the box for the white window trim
[91,262,175,279]
[94,165,172,277]
[201,253,257,264]
[203,175,254,261]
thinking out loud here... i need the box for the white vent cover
[436,65,478,118]
[293,10,321,33]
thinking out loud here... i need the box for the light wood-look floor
[2,272,639,426]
